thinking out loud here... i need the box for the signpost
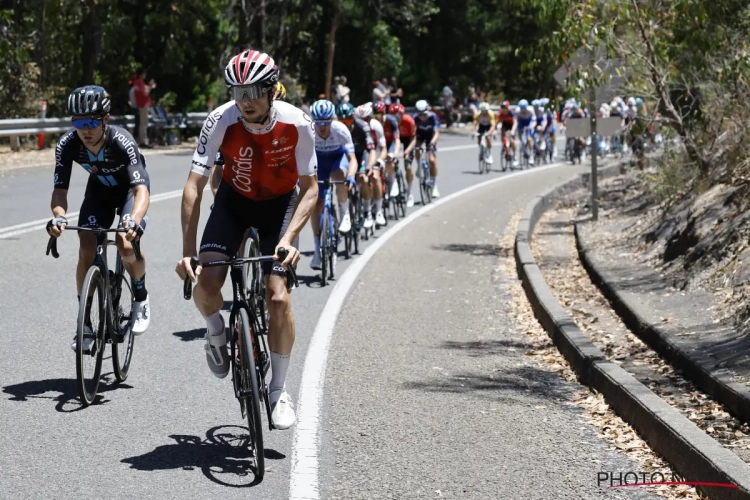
[555,45,628,220]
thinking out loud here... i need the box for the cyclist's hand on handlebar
[275,241,300,268]
[46,215,67,238]
[346,175,356,189]
[176,256,201,282]
[123,218,144,242]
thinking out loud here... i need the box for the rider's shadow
[3,373,130,412]
[121,425,285,488]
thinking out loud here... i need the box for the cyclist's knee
[267,277,290,310]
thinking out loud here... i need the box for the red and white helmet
[373,101,387,115]
[224,50,279,87]
[355,102,373,120]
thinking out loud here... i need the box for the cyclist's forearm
[282,179,316,244]
[346,153,357,177]
[366,149,377,168]
[180,182,203,257]
[431,130,439,144]
[51,189,68,217]
[378,144,388,162]
[130,185,150,223]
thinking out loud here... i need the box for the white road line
[0,187,193,239]
[289,160,568,499]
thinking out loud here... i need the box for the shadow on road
[441,339,529,355]
[402,365,572,402]
[121,425,285,488]
[433,243,511,258]
[2,373,131,412]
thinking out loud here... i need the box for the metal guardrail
[0,102,503,151]
[0,112,210,150]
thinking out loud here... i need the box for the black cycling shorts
[416,138,437,153]
[78,176,150,231]
[477,123,492,136]
[200,183,297,277]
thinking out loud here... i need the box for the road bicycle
[317,178,345,286]
[183,246,298,481]
[47,226,142,406]
[501,130,514,172]
[415,144,433,205]
[476,133,491,174]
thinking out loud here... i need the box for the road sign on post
[555,44,629,221]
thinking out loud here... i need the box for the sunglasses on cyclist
[230,85,273,102]
[339,117,354,125]
[72,118,102,130]
[314,120,332,127]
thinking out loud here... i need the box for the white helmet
[627,97,636,106]
[415,100,429,112]
[224,50,279,87]
[479,102,489,112]
[355,102,373,120]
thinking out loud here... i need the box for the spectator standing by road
[372,79,386,103]
[128,75,140,139]
[388,76,403,103]
[441,84,455,128]
[337,76,351,104]
[132,67,156,148]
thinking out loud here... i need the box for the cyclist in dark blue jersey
[413,99,440,198]
[47,86,151,350]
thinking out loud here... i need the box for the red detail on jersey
[220,121,300,201]
[398,114,417,138]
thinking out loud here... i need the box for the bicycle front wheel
[237,307,265,480]
[320,209,329,286]
[111,268,135,382]
[77,266,106,406]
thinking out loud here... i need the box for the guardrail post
[10,135,20,151]
[38,100,48,150]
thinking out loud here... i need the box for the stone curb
[575,224,750,426]
[515,163,750,499]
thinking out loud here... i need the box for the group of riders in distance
[40,46,657,478]
[469,95,656,169]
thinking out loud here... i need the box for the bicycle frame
[47,226,142,341]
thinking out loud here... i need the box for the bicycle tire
[424,161,433,204]
[478,145,485,174]
[329,207,338,279]
[77,266,106,406]
[350,192,360,255]
[243,232,268,331]
[320,208,329,286]
[236,307,265,480]
[111,261,135,382]
[396,169,407,217]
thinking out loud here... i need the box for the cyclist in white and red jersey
[175,50,317,430]
[356,102,387,227]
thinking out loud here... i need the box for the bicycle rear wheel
[396,169,407,217]
[111,263,135,382]
[236,307,265,480]
[77,266,106,406]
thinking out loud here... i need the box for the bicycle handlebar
[46,226,142,262]
[182,247,299,301]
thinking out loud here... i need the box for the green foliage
[1,0,568,117]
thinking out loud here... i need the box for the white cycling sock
[204,312,223,336]
[363,198,371,214]
[269,351,290,394]
[314,235,320,254]
[431,175,438,188]
[374,198,383,213]
[339,200,350,217]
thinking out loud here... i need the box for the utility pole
[588,44,599,221]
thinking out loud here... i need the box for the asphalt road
[0,133,653,499]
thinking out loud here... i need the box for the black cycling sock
[131,274,148,302]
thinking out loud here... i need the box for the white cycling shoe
[375,210,386,226]
[71,325,96,353]
[338,212,351,233]
[204,316,229,379]
[132,294,150,335]
[270,389,296,429]
[406,194,414,208]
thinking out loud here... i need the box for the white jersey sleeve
[274,101,317,177]
[369,118,386,150]
[190,101,236,177]
[332,120,355,154]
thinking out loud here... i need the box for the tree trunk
[80,0,103,86]
[325,0,342,101]
[259,0,266,51]
[38,0,47,92]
